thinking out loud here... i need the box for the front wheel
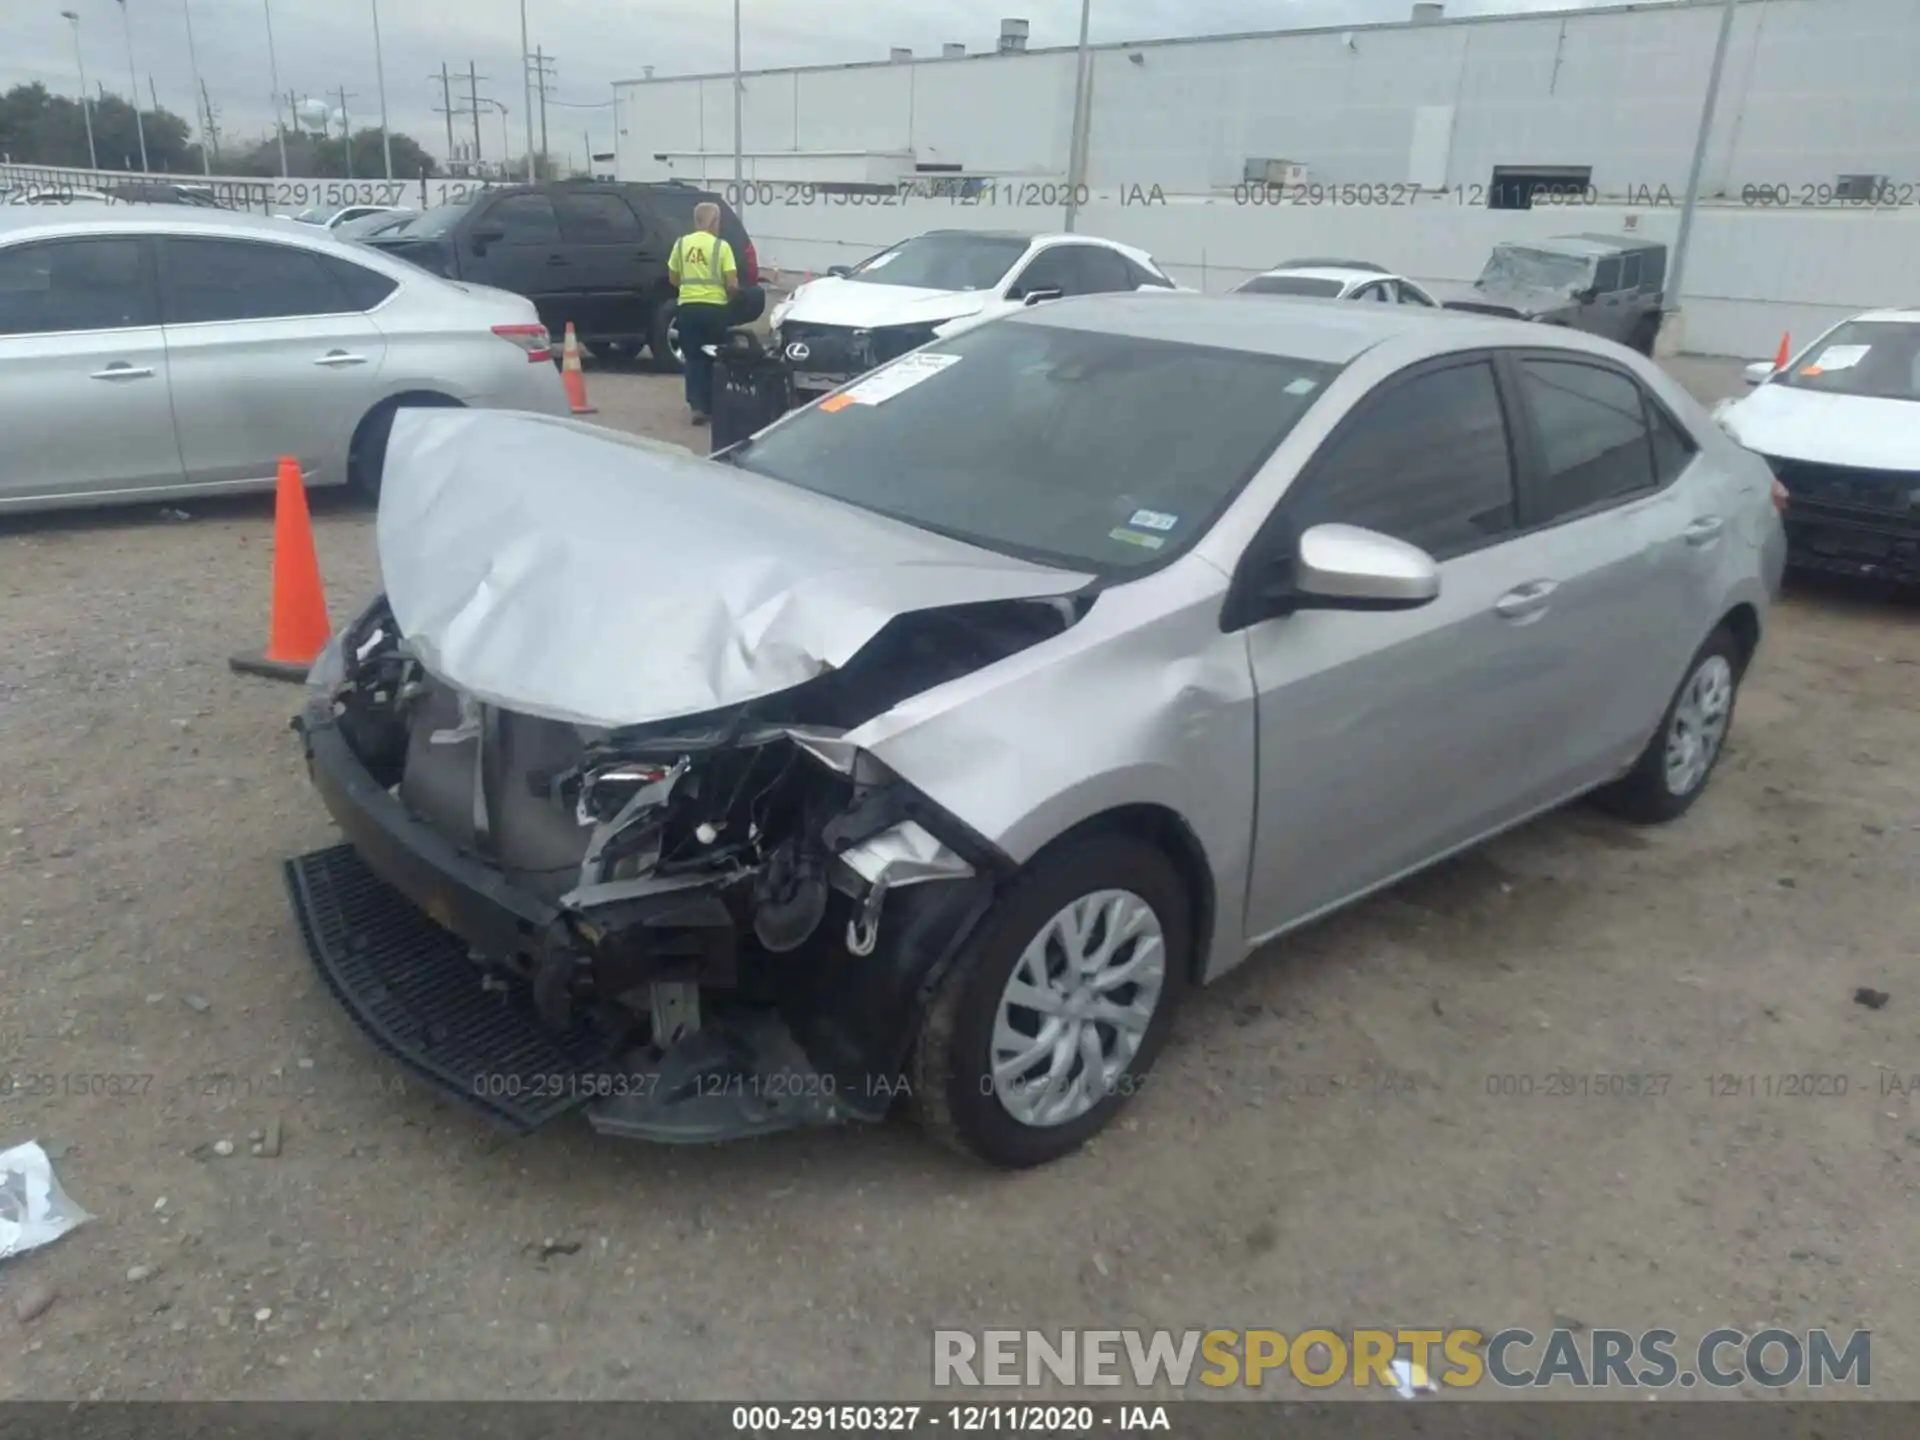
[909,835,1190,1169]
[1591,626,1743,824]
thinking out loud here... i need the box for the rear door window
[483,193,561,244]
[553,190,644,242]
[1293,359,1518,558]
[1620,252,1643,292]
[1515,358,1658,521]
[320,255,401,311]
[1076,246,1138,294]
[0,236,157,334]
[160,237,350,324]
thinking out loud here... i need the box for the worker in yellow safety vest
[667,202,740,426]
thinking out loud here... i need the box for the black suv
[363,179,759,372]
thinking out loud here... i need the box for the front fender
[848,564,1258,983]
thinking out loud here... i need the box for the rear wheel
[1628,314,1661,356]
[1591,626,1743,824]
[909,835,1189,1169]
[347,394,463,501]
[648,295,684,374]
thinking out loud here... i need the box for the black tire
[347,395,462,501]
[1591,625,1743,824]
[909,834,1191,1169]
[1629,315,1660,356]
[648,295,683,374]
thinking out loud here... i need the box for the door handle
[1685,516,1725,546]
[1494,579,1559,621]
[90,364,154,380]
[547,255,571,267]
[313,351,369,367]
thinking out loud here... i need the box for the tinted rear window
[1238,274,1346,298]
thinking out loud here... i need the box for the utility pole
[1665,0,1739,351]
[434,64,456,168]
[181,0,211,173]
[530,48,557,176]
[336,86,356,178]
[1064,0,1093,232]
[370,0,393,178]
[263,0,288,176]
[518,0,535,181]
[199,80,221,165]
[60,12,97,171]
[467,62,485,166]
[114,0,151,172]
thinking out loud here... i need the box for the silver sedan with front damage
[285,295,1785,1168]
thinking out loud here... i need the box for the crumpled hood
[375,409,1092,729]
[1719,384,1920,471]
[1430,279,1561,318]
[778,276,991,331]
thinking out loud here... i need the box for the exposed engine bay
[291,587,1087,1140]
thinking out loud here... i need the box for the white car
[1714,309,1920,584]
[1235,260,1439,308]
[769,229,1179,397]
[0,204,570,514]
[289,204,405,229]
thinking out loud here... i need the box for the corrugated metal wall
[614,0,1920,195]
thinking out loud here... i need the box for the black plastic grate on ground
[284,844,628,1133]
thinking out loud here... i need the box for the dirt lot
[1,357,1916,1402]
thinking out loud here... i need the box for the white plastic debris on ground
[1390,1357,1437,1399]
[0,1141,92,1260]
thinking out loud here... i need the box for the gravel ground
[1,356,1916,1402]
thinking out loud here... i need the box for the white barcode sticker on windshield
[1284,377,1319,396]
[837,352,961,406]
[1806,344,1869,373]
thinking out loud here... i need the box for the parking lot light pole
[1664,0,1739,353]
[113,0,151,172]
[371,0,394,178]
[733,0,744,191]
[1064,0,1093,232]
[60,11,99,171]
[263,0,289,177]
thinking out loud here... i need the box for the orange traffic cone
[229,457,332,683]
[1774,332,1791,370]
[561,323,596,415]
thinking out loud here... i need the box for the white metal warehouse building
[613,0,1920,356]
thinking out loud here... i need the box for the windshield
[1480,246,1591,291]
[293,207,330,224]
[1238,274,1347,298]
[1780,321,1920,402]
[845,233,1030,292]
[726,320,1337,574]
[381,201,476,239]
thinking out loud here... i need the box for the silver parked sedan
[0,205,569,513]
[284,295,1785,1168]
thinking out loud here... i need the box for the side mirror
[1294,524,1440,610]
[1574,285,1600,304]
[1021,287,1065,307]
[827,265,852,278]
[469,226,505,254]
[1743,360,1776,386]
[1226,523,1439,630]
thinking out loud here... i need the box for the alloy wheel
[989,889,1167,1128]
[1664,654,1734,796]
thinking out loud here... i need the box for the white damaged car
[769,229,1177,398]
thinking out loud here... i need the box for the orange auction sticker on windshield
[820,394,856,413]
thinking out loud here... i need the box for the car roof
[0,203,312,242]
[1003,291,1532,364]
[1846,308,1920,325]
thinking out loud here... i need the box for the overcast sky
[6,0,1668,170]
